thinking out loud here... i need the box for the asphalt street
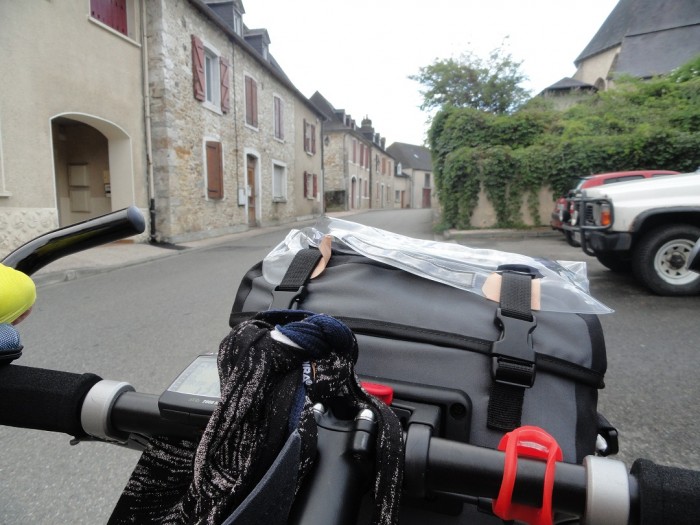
[1,208,698,524]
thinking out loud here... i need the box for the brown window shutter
[206,141,223,199]
[311,124,316,154]
[303,119,309,152]
[274,97,284,139]
[303,171,308,198]
[220,57,230,113]
[313,173,318,197]
[251,78,258,127]
[192,35,205,101]
[245,76,258,127]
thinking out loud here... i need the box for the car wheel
[565,230,580,247]
[595,252,633,273]
[632,224,700,296]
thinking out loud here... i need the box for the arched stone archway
[51,113,135,226]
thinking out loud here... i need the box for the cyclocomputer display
[158,353,220,424]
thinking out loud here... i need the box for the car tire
[595,252,633,273]
[632,224,700,296]
[565,230,580,248]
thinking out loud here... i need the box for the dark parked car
[551,170,680,246]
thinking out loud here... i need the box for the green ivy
[430,59,700,229]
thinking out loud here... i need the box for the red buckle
[361,381,394,405]
[492,426,563,525]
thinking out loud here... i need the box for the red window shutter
[220,57,230,113]
[303,171,308,198]
[206,141,223,199]
[91,0,127,35]
[313,173,318,197]
[192,35,205,102]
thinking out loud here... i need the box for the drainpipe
[141,0,157,242]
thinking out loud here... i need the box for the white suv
[564,172,700,295]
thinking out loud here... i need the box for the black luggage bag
[229,230,608,467]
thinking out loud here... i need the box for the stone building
[147,0,324,243]
[0,0,324,255]
[385,142,435,209]
[540,0,700,101]
[0,0,150,254]
[309,92,397,211]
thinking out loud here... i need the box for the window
[90,0,130,36]
[273,96,284,140]
[205,141,223,200]
[272,163,287,201]
[245,76,258,127]
[204,50,219,106]
[304,172,318,199]
[303,120,316,154]
[233,10,243,35]
[424,173,431,188]
[192,36,230,113]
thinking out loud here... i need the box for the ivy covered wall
[429,58,700,229]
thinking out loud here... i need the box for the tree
[410,44,530,114]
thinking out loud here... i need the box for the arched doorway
[51,114,134,227]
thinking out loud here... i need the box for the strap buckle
[492,308,537,388]
[270,286,305,310]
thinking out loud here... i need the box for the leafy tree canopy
[410,43,530,115]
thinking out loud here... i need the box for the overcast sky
[243,0,620,146]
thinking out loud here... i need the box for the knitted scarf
[109,310,403,525]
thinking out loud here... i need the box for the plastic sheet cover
[263,217,613,315]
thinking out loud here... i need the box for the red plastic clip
[492,426,563,525]
[361,381,394,405]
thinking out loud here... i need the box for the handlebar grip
[631,459,700,525]
[2,206,145,275]
[0,364,101,437]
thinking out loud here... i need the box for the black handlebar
[3,366,698,525]
[0,365,101,437]
[1,206,145,275]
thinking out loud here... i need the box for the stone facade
[146,0,323,243]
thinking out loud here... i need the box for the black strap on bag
[487,266,538,432]
[270,249,323,309]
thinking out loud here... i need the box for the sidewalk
[30,211,361,287]
[29,213,557,287]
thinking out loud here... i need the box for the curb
[442,228,560,241]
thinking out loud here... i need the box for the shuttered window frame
[245,75,259,128]
[273,95,284,141]
[192,35,230,114]
[205,140,224,200]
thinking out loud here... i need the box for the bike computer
[158,353,220,424]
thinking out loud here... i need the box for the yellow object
[0,264,36,324]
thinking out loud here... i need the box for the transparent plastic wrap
[263,216,612,315]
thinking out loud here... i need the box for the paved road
[1,208,698,523]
